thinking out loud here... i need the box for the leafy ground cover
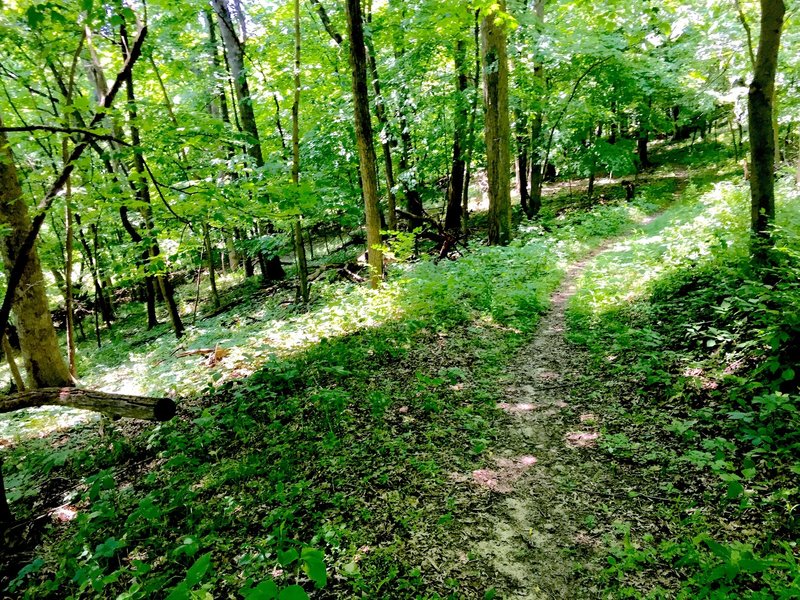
[567,164,800,597]
[0,160,683,598]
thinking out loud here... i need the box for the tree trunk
[527,0,546,217]
[444,37,470,233]
[212,0,284,282]
[748,0,786,250]
[0,118,73,389]
[292,0,310,303]
[462,12,481,235]
[203,222,220,308]
[481,3,512,245]
[345,0,383,287]
[0,388,176,421]
[226,236,238,271]
[365,7,398,231]
[3,334,25,392]
[120,21,184,338]
[62,139,77,377]
[516,119,530,216]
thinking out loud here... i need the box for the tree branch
[734,0,757,70]
[0,125,129,145]
[309,0,343,45]
[0,387,175,421]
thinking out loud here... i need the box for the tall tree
[527,0,546,218]
[345,0,383,287]
[444,36,470,233]
[482,3,512,245]
[0,117,73,388]
[748,0,786,250]
[120,20,185,339]
[292,0,310,303]
[211,0,285,282]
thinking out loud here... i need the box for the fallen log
[0,388,176,421]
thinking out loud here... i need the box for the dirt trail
[450,240,630,600]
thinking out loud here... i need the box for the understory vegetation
[2,159,686,598]
[569,162,800,598]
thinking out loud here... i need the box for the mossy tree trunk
[482,2,512,245]
[0,119,73,389]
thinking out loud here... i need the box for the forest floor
[3,142,799,598]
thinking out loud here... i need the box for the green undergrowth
[3,166,687,598]
[568,173,800,598]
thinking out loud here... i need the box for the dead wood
[0,388,175,421]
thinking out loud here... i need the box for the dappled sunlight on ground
[467,455,538,494]
[565,431,600,448]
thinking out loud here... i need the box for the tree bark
[364,7,398,232]
[748,0,785,249]
[212,0,285,282]
[444,37,470,233]
[462,12,481,235]
[482,3,512,245]
[345,0,383,287]
[526,0,546,217]
[0,388,176,421]
[292,0,310,303]
[0,117,73,388]
[203,223,220,308]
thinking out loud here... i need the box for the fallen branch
[0,387,175,421]
[176,348,216,357]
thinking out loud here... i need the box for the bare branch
[0,125,129,145]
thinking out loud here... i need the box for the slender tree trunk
[516,116,530,216]
[527,0,546,217]
[226,235,239,271]
[3,334,25,392]
[121,21,184,338]
[292,0,310,303]
[365,7,398,231]
[203,222,220,308]
[444,37,470,233]
[748,0,786,251]
[0,117,73,388]
[211,0,285,282]
[345,0,383,287]
[63,140,77,377]
[462,12,481,235]
[482,2,512,245]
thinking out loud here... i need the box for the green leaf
[301,548,326,589]
[277,549,298,567]
[241,580,279,599]
[93,537,121,559]
[278,585,309,600]
[26,6,44,28]
[185,552,212,588]
[704,538,731,559]
[726,480,744,499]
